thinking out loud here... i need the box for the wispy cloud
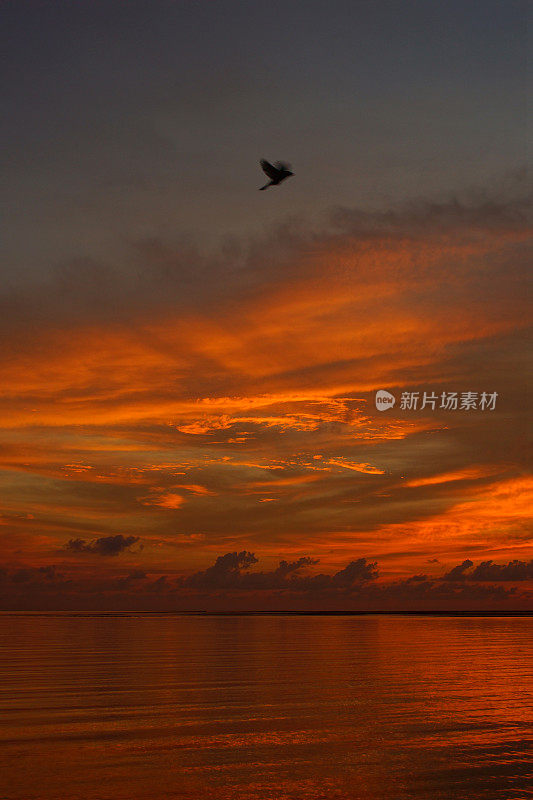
[65,534,141,556]
[0,187,531,606]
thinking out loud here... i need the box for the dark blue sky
[2,0,528,282]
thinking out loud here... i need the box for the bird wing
[274,160,291,171]
[260,159,279,179]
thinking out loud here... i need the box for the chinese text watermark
[375,390,498,412]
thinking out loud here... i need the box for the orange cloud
[140,492,185,510]
[174,484,217,496]
[405,466,500,487]
[327,459,386,475]
[0,202,530,602]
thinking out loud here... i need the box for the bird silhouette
[259,159,294,190]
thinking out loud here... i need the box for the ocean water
[0,614,531,800]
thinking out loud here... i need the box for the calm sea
[0,614,531,799]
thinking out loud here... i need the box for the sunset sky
[1,0,531,610]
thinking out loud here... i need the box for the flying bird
[259,159,294,190]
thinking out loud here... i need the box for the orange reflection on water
[0,613,531,800]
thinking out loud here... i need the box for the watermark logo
[375,389,396,411]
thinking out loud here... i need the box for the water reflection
[0,614,531,799]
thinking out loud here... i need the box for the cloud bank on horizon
[0,551,531,612]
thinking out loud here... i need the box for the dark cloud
[362,575,519,610]
[65,534,140,556]
[330,185,531,239]
[444,558,533,582]
[180,552,377,591]
[172,553,527,610]
[471,559,533,581]
[183,551,259,589]
[331,558,378,585]
[275,557,319,576]
[443,559,474,581]
[115,569,148,588]
[0,184,530,335]
[149,575,170,593]
[8,565,63,585]
[0,553,530,612]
